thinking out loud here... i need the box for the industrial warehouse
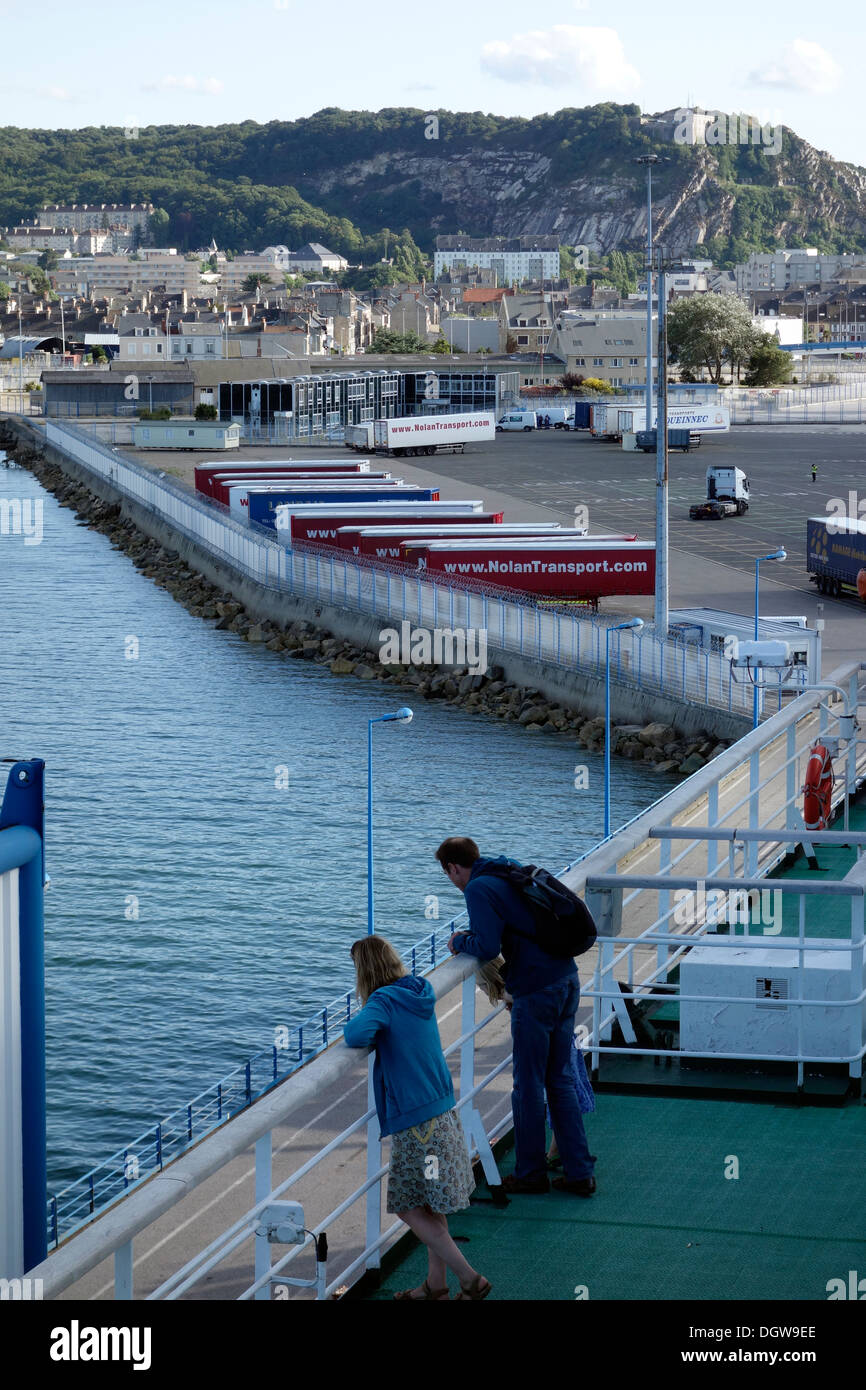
[39,357,521,436]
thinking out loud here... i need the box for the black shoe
[552,1175,597,1197]
[502,1172,550,1194]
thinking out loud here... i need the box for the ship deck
[359,802,866,1302]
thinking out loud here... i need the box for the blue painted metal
[0,759,47,1273]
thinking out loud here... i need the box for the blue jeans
[510,976,595,1181]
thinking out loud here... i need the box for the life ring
[803,743,834,830]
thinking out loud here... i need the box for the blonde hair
[351,935,408,1005]
[475,956,507,1004]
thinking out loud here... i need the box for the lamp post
[753,549,787,727]
[634,155,660,431]
[604,619,644,838]
[367,707,413,933]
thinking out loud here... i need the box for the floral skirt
[386,1108,475,1214]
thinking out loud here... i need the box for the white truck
[689,465,750,520]
[497,411,537,431]
[592,401,731,441]
[368,411,496,456]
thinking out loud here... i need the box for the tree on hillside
[242,272,273,292]
[38,249,58,272]
[149,207,170,241]
[742,334,794,386]
[667,295,759,383]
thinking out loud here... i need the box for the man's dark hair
[435,836,480,869]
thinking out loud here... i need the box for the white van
[496,411,537,431]
[535,408,572,429]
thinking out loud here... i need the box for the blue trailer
[571,403,592,430]
[807,516,866,598]
[247,486,437,530]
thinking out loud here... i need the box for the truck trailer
[223,474,394,513]
[194,459,369,494]
[282,502,491,544]
[404,538,655,600]
[247,486,438,531]
[591,402,730,441]
[807,516,866,598]
[337,523,570,560]
[371,412,496,456]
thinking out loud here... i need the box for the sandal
[393,1279,450,1301]
[455,1274,492,1301]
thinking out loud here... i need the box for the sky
[1,0,863,167]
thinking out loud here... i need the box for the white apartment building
[547,310,656,387]
[735,249,866,295]
[41,203,154,234]
[434,237,560,284]
[54,249,206,297]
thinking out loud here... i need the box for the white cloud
[750,40,842,95]
[141,75,224,95]
[481,26,639,94]
[38,86,78,102]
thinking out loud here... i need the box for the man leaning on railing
[437,836,597,1198]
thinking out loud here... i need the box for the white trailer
[372,412,496,456]
[592,402,730,440]
[345,423,374,451]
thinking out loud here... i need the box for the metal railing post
[114,1240,133,1300]
[365,1056,382,1269]
[748,751,760,876]
[254,1132,273,1301]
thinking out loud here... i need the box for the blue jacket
[343,975,454,1137]
[451,855,578,998]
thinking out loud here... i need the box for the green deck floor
[363,1092,866,1301]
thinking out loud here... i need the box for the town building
[434,237,560,283]
[546,310,656,388]
[40,203,154,235]
[734,249,866,295]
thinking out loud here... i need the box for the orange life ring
[803,743,834,830]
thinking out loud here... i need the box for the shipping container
[407,538,655,599]
[807,515,866,598]
[283,502,490,545]
[338,522,569,560]
[248,486,438,530]
[372,412,496,454]
[195,459,370,497]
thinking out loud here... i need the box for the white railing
[39,421,755,719]
[25,663,866,1300]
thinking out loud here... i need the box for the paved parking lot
[128,423,866,675]
[392,424,866,675]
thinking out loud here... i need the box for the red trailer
[285,503,491,546]
[406,538,656,599]
[194,460,370,497]
[339,522,570,561]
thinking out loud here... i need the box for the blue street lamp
[604,620,644,838]
[367,707,413,933]
[753,549,787,727]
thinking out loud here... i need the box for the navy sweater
[452,855,577,998]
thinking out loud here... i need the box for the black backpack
[474,862,597,959]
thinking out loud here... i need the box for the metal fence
[41,421,756,722]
